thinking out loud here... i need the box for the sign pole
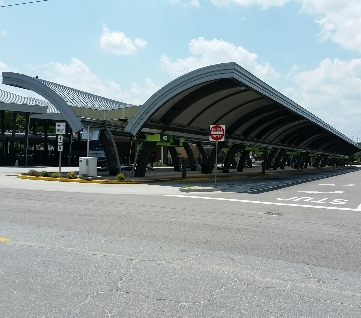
[214,140,218,188]
[87,126,90,157]
[56,122,66,177]
[59,149,62,176]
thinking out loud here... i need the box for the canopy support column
[205,142,225,174]
[222,144,242,173]
[24,113,29,166]
[9,111,16,165]
[196,142,208,164]
[134,141,157,177]
[99,129,121,176]
[168,147,181,172]
[273,149,286,170]
[183,141,198,171]
[0,110,5,165]
[237,150,250,172]
[267,148,278,170]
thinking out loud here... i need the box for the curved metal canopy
[2,72,137,132]
[126,62,360,156]
[0,88,63,120]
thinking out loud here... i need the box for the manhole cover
[264,212,282,216]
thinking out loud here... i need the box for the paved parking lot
[1,166,361,317]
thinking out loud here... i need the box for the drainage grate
[264,212,282,216]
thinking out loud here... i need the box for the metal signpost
[209,125,225,188]
[56,122,66,176]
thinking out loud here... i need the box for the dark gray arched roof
[126,63,359,156]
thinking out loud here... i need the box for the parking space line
[298,191,343,194]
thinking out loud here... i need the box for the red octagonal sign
[209,125,225,141]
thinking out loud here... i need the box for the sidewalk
[9,163,358,184]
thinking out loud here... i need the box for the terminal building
[1,63,359,177]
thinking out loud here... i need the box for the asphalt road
[0,166,361,317]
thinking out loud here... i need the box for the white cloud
[100,25,147,55]
[190,0,200,7]
[297,0,361,53]
[209,0,361,53]
[0,30,8,36]
[166,0,200,7]
[134,38,147,48]
[285,58,361,136]
[160,37,280,80]
[0,61,11,73]
[48,58,159,105]
[211,0,291,9]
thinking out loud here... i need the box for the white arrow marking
[298,190,343,194]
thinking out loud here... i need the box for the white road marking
[298,191,344,194]
[357,204,361,211]
[165,195,359,211]
[319,184,335,186]
[343,184,355,187]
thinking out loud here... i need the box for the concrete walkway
[10,163,356,183]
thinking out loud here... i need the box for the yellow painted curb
[17,174,142,184]
[17,172,270,184]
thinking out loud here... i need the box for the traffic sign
[58,144,63,152]
[209,125,225,141]
[58,135,63,144]
[56,122,66,135]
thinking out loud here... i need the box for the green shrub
[116,173,126,181]
[40,171,50,177]
[153,161,165,167]
[52,172,62,178]
[67,171,77,179]
[28,169,39,177]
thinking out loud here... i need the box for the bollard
[262,161,266,174]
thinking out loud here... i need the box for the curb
[17,174,142,184]
[16,167,355,184]
[179,187,220,193]
[17,173,269,184]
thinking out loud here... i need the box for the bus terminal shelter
[1,63,359,177]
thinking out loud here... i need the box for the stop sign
[209,125,225,141]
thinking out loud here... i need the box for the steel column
[134,141,157,177]
[222,144,242,173]
[168,147,181,172]
[183,141,198,171]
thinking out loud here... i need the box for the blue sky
[1,0,361,140]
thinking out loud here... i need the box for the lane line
[165,195,360,211]
[344,184,355,187]
[357,204,361,211]
[298,191,344,194]
[0,238,10,242]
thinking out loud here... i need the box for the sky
[0,0,361,140]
